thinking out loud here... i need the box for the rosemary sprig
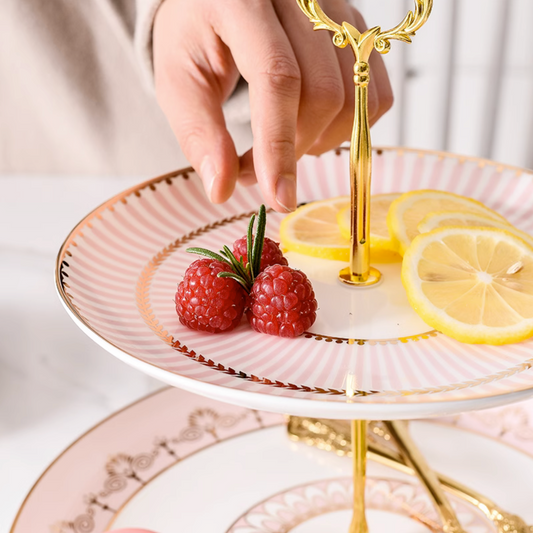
[252,205,266,280]
[185,247,230,265]
[186,205,268,292]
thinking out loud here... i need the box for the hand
[153,0,393,212]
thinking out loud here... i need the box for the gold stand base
[287,417,532,533]
[339,266,382,287]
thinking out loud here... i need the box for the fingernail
[200,156,218,201]
[275,174,297,212]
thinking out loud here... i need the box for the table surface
[0,174,162,533]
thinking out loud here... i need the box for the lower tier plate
[11,387,533,533]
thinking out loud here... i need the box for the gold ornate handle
[375,0,434,53]
[296,0,432,286]
[295,0,348,47]
[296,0,433,55]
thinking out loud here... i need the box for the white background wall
[352,0,533,170]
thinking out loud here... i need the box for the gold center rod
[351,80,371,279]
[338,28,383,288]
[349,419,369,533]
[339,64,381,287]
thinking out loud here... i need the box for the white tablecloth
[0,174,161,533]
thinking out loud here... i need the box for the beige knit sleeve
[132,0,251,128]
[134,0,166,87]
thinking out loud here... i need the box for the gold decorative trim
[105,420,272,531]
[135,214,533,399]
[336,146,532,176]
[10,388,166,533]
[135,211,441,398]
[224,476,449,533]
[51,405,254,533]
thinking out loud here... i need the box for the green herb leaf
[222,245,248,281]
[217,271,248,290]
[238,257,249,280]
[247,213,255,279]
[251,205,266,277]
[186,247,231,265]
[219,246,234,263]
[187,205,268,293]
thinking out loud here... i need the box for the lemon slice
[402,226,533,345]
[280,197,350,261]
[387,190,508,255]
[418,210,533,249]
[337,193,402,262]
[417,211,512,234]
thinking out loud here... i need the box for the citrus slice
[387,190,508,255]
[337,193,402,262]
[280,197,350,261]
[418,210,533,249]
[402,226,533,345]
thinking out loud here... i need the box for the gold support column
[339,45,382,286]
[349,419,368,533]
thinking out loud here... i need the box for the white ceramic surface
[56,148,533,419]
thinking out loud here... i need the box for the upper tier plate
[56,147,533,419]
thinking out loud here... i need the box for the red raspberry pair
[175,206,317,338]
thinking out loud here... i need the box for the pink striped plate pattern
[56,148,533,419]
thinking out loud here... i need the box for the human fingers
[237,148,257,187]
[153,0,241,203]
[212,1,301,212]
[274,0,345,160]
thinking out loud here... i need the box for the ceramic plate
[56,147,533,419]
[11,387,533,533]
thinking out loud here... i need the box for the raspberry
[175,259,245,333]
[233,236,288,272]
[247,264,317,338]
[181,204,319,337]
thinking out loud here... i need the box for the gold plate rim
[55,147,533,408]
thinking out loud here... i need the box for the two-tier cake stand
[54,1,533,532]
